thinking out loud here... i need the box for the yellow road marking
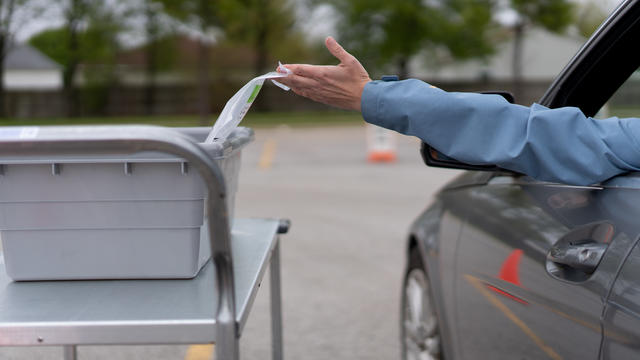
[258,138,277,170]
[464,274,563,360]
[185,344,214,360]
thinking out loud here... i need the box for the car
[401,0,640,359]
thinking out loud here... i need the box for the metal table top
[0,218,280,346]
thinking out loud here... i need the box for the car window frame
[540,0,640,116]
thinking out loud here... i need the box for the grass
[0,111,364,128]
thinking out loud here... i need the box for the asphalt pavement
[236,124,458,359]
[0,123,460,360]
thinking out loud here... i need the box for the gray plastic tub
[0,126,253,281]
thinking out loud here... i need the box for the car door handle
[547,242,608,274]
[546,221,613,282]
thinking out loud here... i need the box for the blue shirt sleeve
[361,79,640,186]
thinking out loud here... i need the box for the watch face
[381,75,399,81]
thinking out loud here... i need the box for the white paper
[271,61,292,91]
[206,64,292,142]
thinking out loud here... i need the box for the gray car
[401,1,640,359]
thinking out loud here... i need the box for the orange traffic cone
[366,124,397,163]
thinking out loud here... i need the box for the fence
[4,79,640,119]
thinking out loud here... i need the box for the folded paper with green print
[206,64,291,142]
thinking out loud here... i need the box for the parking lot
[0,124,459,360]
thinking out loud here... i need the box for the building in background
[1,26,606,118]
[105,35,321,116]
[4,44,62,90]
[412,27,586,104]
[3,44,63,118]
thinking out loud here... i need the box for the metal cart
[0,126,287,360]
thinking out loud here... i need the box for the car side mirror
[421,91,517,172]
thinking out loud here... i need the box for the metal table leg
[270,240,283,360]
[63,345,77,360]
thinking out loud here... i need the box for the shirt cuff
[361,80,387,127]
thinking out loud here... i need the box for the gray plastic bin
[0,126,253,281]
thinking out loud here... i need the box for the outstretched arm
[278,37,640,186]
[363,79,640,185]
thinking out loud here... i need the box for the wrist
[355,79,370,111]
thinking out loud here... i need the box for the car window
[596,68,640,119]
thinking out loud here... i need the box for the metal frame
[0,125,284,360]
[271,219,290,360]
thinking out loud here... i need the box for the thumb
[325,36,352,64]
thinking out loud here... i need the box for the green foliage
[510,0,574,32]
[320,0,497,77]
[507,0,574,94]
[143,36,179,72]
[222,0,294,48]
[221,0,316,71]
[574,0,608,38]
[29,19,120,66]
[439,1,496,59]
[137,1,179,71]
[155,0,224,31]
[28,0,128,115]
[29,24,119,69]
[269,31,319,64]
[28,28,69,65]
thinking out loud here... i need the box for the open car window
[540,0,640,116]
[596,68,640,119]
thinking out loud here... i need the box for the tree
[84,3,131,114]
[155,0,226,124]
[30,0,127,116]
[142,0,166,115]
[507,0,573,98]
[113,0,175,116]
[222,0,301,76]
[61,0,88,117]
[574,0,608,38]
[221,0,317,111]
[320,0,497,79]
[0,0,43,117]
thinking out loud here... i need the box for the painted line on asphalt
[184,344,214,360]
[259,138,277,170]
[465,274,562,360]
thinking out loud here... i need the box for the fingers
[285,64,314,77]
[325,36,352,64]
[279,64,326,80]
[274,72,315,92]
[286,75,320,99]
[273,75,293,87]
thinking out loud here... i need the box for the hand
[276,36,372,111]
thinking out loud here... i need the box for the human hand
[276,36,372,111]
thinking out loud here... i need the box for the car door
[600,177,640,358]
[447,1,640,358]
[452,177,638,359]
